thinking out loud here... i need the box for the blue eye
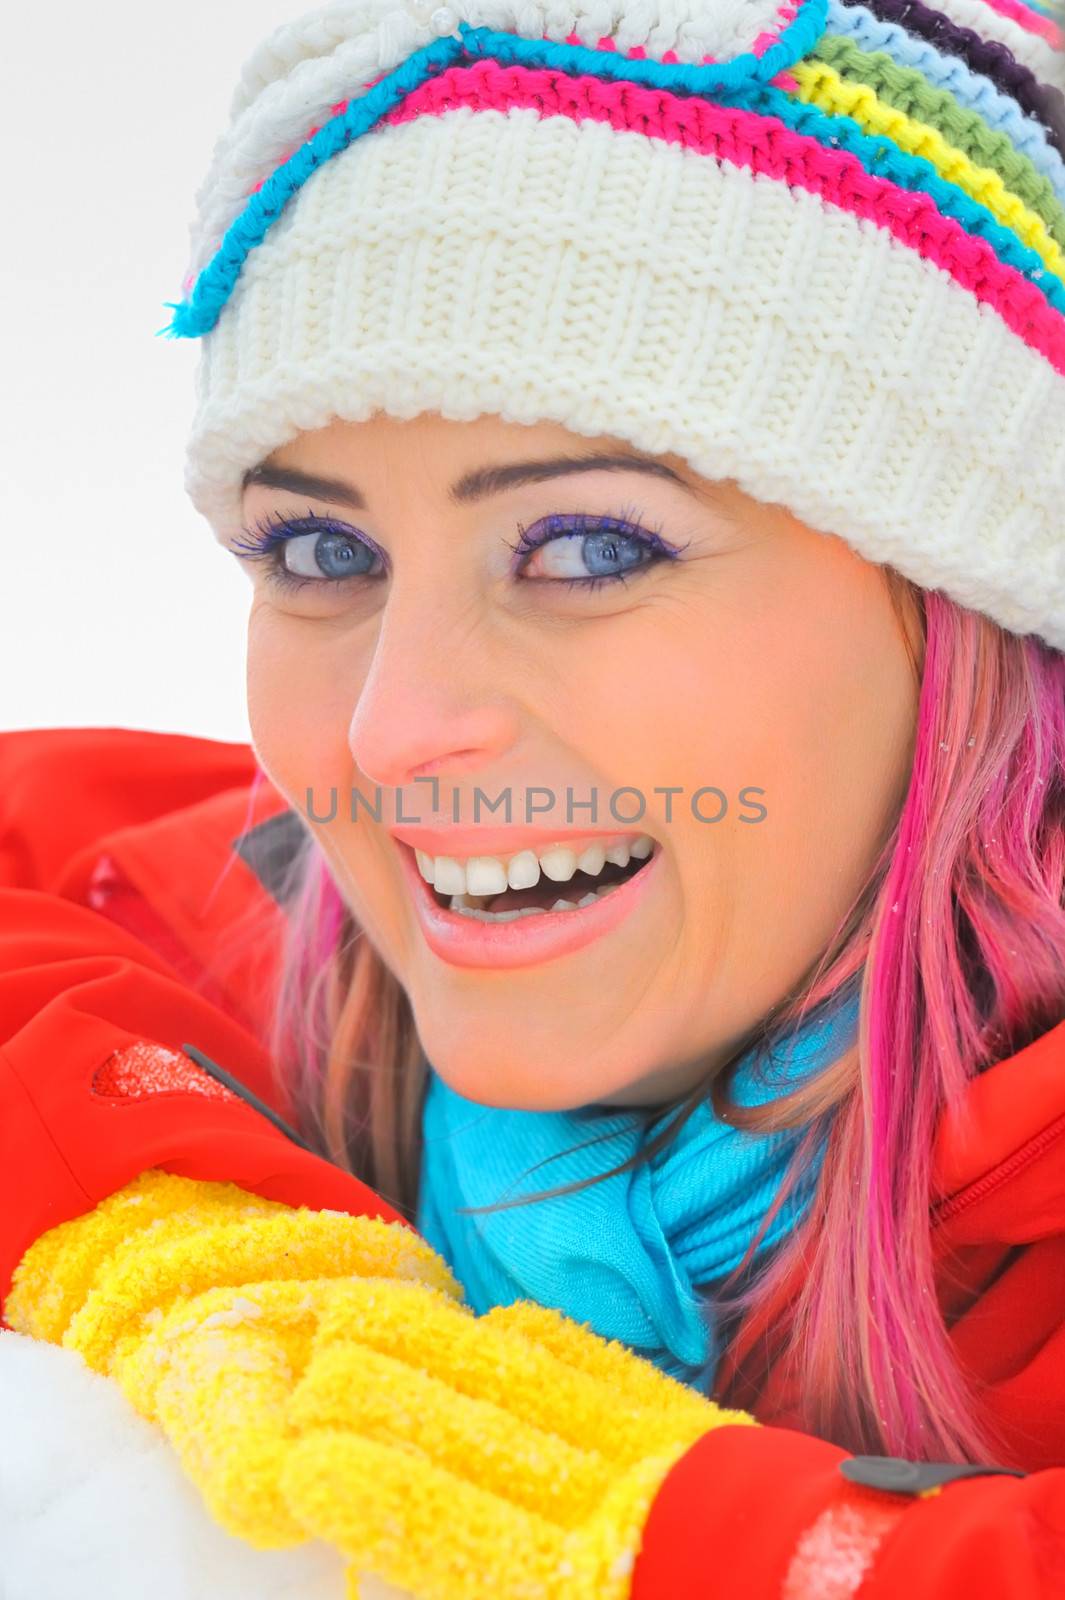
[230,513,383,593]
[504,509,685,592]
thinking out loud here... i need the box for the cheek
[703,562,919,926]
[245,603,362,806]
[568,601,776,810]
[584,566,915,930]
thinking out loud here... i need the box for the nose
[347,581,522,791]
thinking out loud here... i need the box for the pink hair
[713,587,1065,1461]
[232,577,1065,1462]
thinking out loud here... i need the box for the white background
[1,3,305,743]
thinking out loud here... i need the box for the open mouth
[430,850,655,922]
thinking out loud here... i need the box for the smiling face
[235,410,921,1111]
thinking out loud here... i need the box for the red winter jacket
[2,724,1064,1599]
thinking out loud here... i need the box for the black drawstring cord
[181,1042,316,1154]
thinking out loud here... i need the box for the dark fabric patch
[231,809,309,909]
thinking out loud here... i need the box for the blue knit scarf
[416,988,860,1389]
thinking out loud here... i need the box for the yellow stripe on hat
[791,55,1065,294]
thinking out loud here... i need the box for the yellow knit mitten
[6,1168,756,1600]
[5,1167,464,1549]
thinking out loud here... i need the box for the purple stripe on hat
[855,0,1065,155]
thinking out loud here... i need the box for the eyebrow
[240,451,697,508]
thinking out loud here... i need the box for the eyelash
[229,502,686,596]
[503,507,684,593]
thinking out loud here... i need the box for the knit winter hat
[170,0,1065,649]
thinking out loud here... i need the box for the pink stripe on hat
[382,58,1065,375]
[976,0,1064,46]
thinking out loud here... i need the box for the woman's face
[238,411,920,1110]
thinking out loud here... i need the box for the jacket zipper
[932,1110,1065,1228]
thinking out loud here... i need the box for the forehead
[244,412,711,504]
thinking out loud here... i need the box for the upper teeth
[414,834,654,897]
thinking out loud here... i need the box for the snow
[0,1329,412,1600]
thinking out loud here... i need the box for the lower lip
[398,842,663,970]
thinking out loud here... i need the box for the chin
[426,1051,640,1114]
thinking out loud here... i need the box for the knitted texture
[170,0,1065,648]
[5,1169,754,1600]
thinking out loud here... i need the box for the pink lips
[397,839,662,971]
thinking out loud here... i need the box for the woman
[2,0,1064,1594]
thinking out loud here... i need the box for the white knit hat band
[188,108,1065,648]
